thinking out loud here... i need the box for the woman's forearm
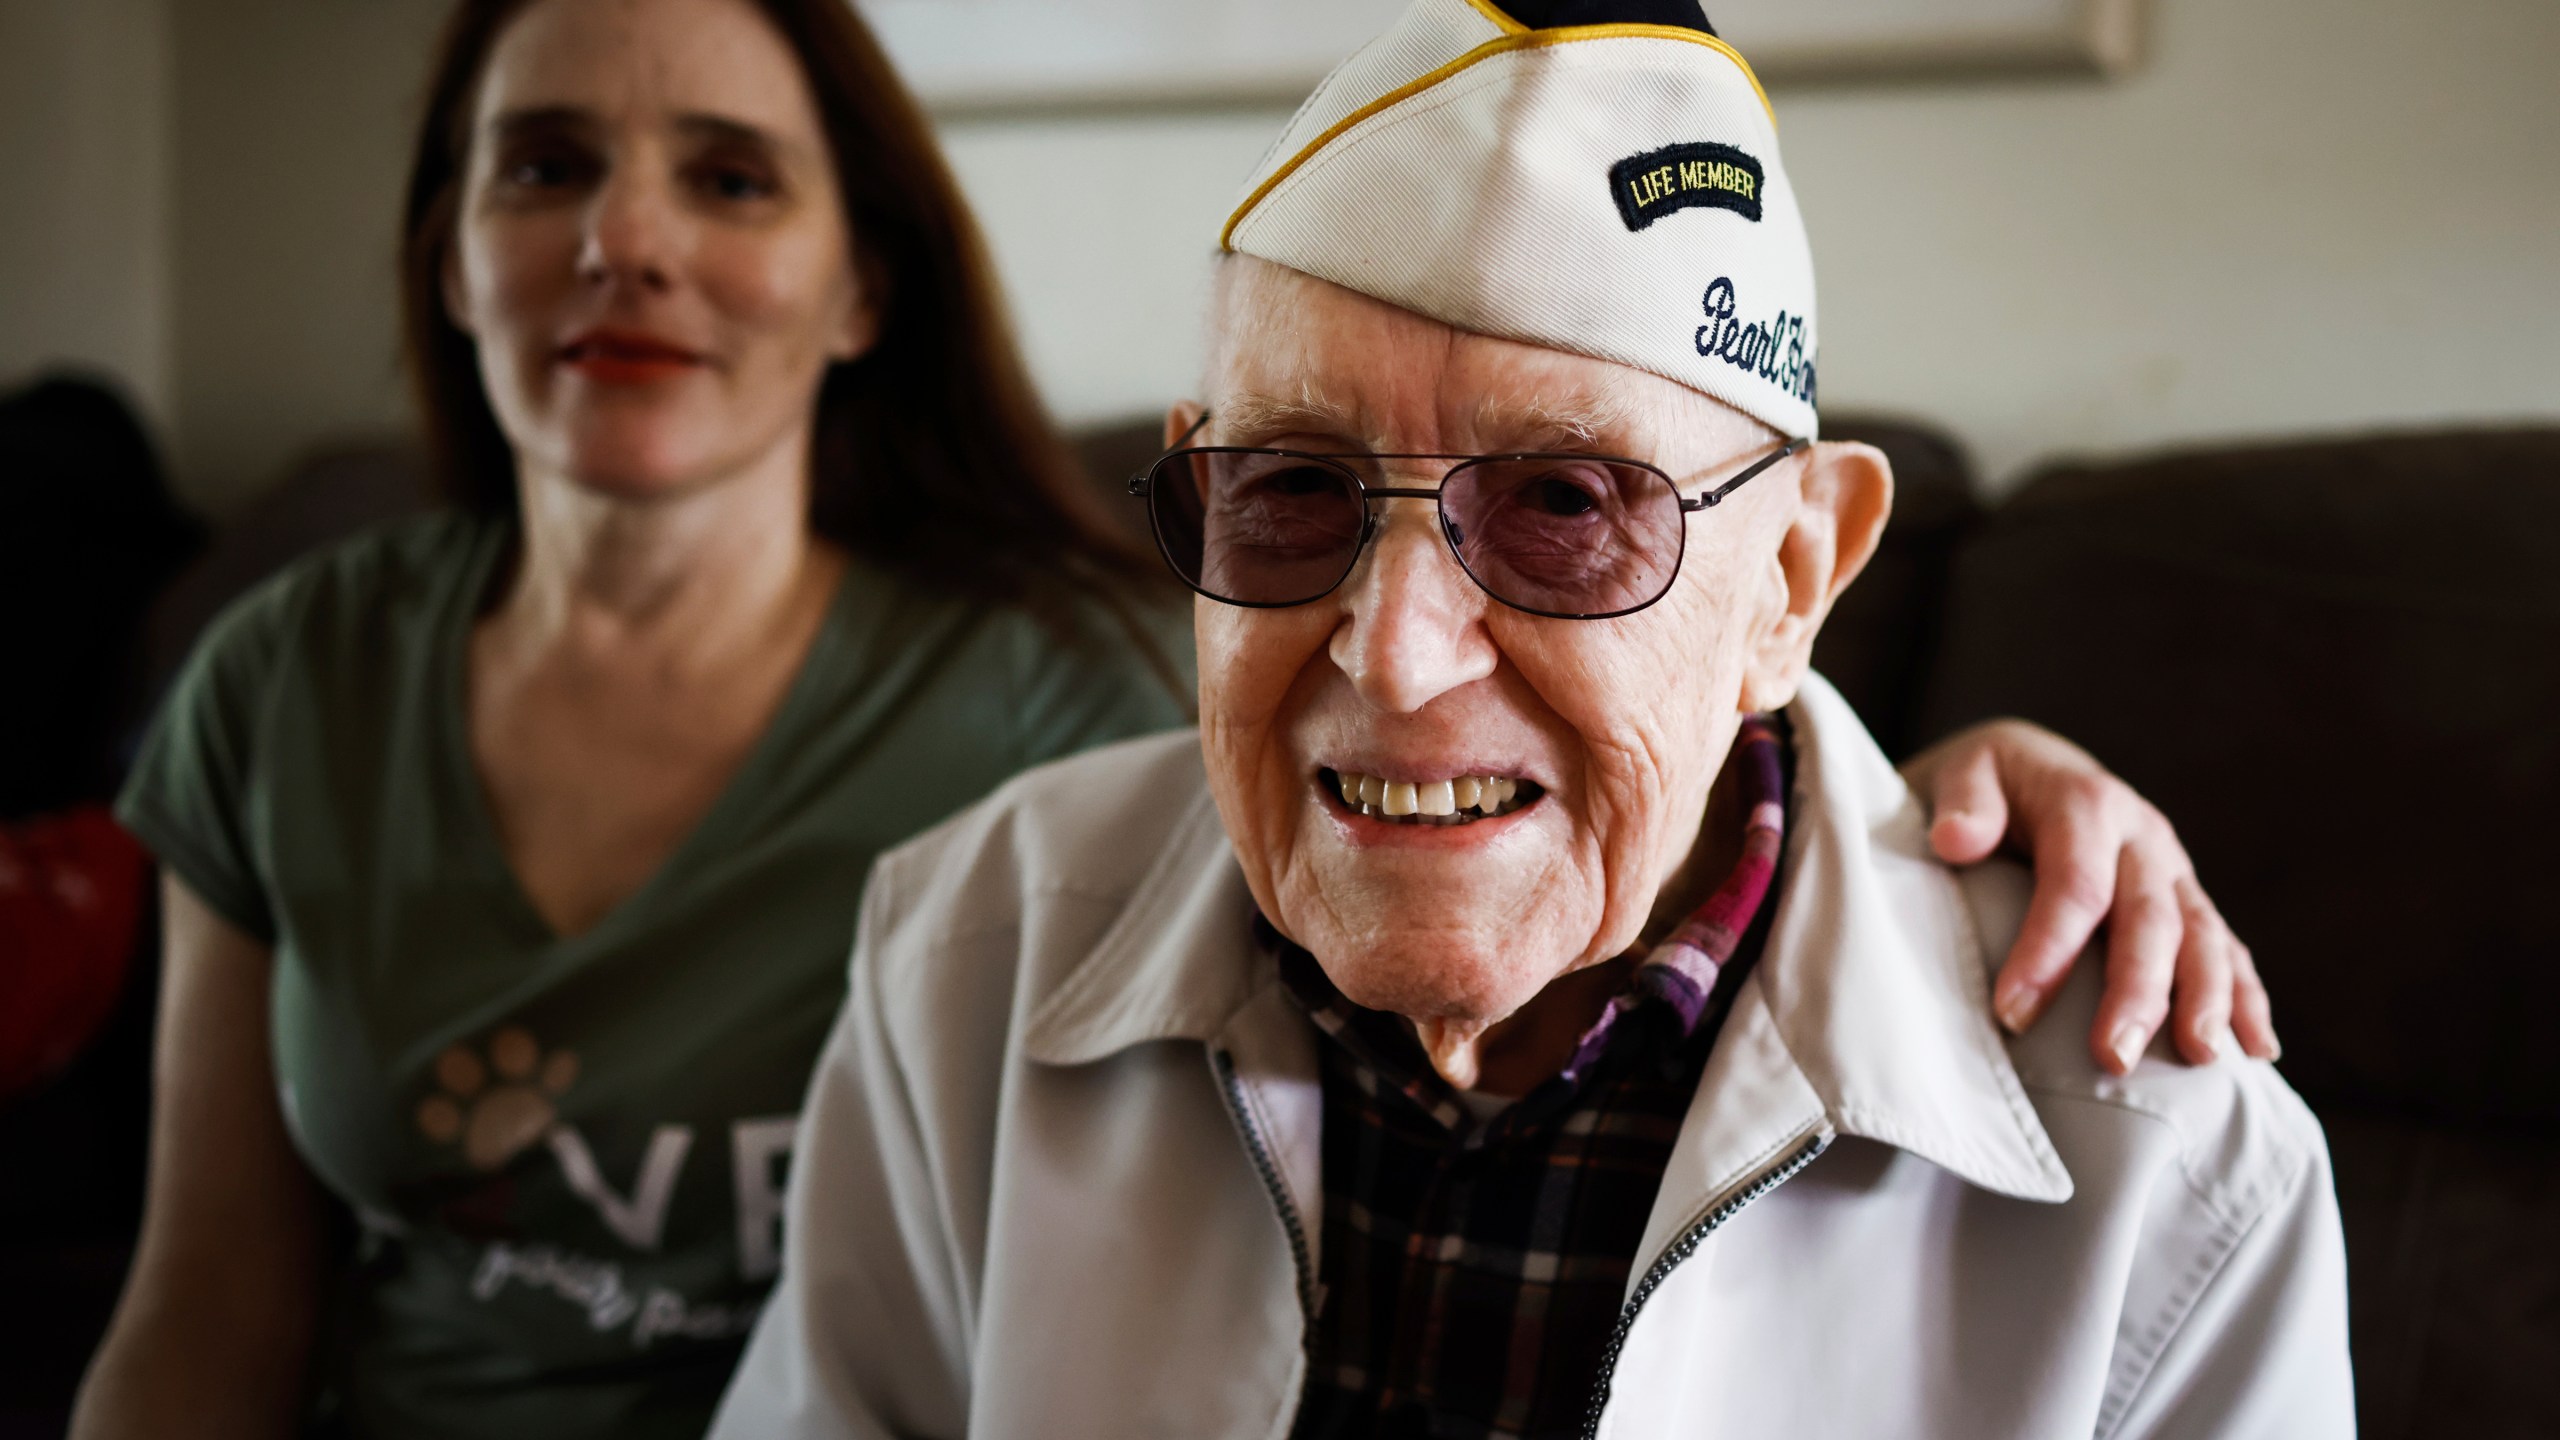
[71,1257,319,1440]
[70,877,326,1439]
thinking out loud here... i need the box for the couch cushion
[2325,1108,2560,1437]
[1915,427,2560,1129]
[1808,415,1980,758]
[1913,427,2560,1440]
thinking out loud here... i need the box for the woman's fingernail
[2108,1023,2146,1073]
[1996,988,2036,1034]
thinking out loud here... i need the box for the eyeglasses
[1127,414,1810,620]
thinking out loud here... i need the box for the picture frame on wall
[856,0,2147,117]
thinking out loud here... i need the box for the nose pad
[1441,512,1466,550]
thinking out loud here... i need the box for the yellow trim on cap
[1219,24,1775,251]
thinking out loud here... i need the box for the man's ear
[1738,439,1893,713]
[1164,400,1205,449]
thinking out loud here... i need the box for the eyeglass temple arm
[1126,410,1216,496]
[1679,435,1812,511]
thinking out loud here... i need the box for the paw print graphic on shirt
[416,1026,579,1171]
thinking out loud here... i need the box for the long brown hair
[397,0,1154,607]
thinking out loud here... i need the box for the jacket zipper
[1577,1131,1831,1440]
[1213,1048,1318,1323]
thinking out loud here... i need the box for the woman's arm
[70,877,325,1440]
[1905,720,2279,1075]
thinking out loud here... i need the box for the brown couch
[1893,427,2560,1438]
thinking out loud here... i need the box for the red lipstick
[557,329,706,384]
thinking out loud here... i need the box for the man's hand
[1902,720,2279,1075]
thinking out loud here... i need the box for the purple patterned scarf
[1551,713,1787,1086]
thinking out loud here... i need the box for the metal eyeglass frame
[1126,411,1813,620]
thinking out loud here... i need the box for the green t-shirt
[117,512,1192,1439]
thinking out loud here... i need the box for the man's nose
[1329,499,1499,714]
[577,161,678,293]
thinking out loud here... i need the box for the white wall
[165,0,451,511]
[942,0,2560,488]
[0,0,172,428]
[18,0,2550,507]
[1782,0,2560,486]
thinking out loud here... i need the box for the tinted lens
[1441,456,1685,617]
[1147,449,1367,606]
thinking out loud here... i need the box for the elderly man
[713,1,2351,1435]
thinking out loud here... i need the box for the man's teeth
[1328,769,1531,824]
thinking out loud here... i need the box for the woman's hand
[1902,720,2279,1076]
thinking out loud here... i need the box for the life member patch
[1608,142,1764,232]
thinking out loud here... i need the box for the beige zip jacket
[710,675,2353,1439]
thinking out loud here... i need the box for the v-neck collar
[437,515,858,949]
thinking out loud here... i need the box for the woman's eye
[695,163,780,203]
[499,150,595,190]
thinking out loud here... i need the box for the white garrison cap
[1223,0,1818,439]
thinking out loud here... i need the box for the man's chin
[1312,940,1551,1034]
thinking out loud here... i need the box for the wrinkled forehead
[1205,255,1768,461]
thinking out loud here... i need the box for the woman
[71,0,2269,1436]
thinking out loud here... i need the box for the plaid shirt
[1277,718,1789,1440]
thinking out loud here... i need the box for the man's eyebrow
[1469,391,1639,450]
[1214,392,1365,444]
[1212,387,1642,450]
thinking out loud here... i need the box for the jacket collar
[1738,674,2072,1203]
[1022,778,1267,1064]
[1020,675,2072,1206]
